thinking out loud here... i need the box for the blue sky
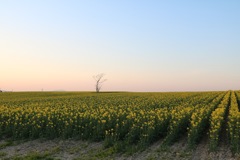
[1,1,240,91]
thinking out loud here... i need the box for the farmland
[0,91,240,159]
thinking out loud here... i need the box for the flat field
[0,91,240,159]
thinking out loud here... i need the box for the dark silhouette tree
[93,73,107,93]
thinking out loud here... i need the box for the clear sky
[1,1,240,92]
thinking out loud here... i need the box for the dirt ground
[0,137,239,160]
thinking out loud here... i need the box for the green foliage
[1,91,239,153]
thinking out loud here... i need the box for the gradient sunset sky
[1,1,240,92]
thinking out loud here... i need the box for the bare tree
[93,73,107,93]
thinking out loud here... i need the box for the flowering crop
[209,91,230,150]
[1,91,238,152]
[228,91,240,152]
[187,93,225,147]
[163,92,222,145]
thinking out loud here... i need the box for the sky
[1,0,240,92]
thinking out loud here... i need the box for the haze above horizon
[1,1,240,92]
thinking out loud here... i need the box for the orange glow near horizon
[1,1,240,91]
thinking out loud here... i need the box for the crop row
[228,91,240,152]
[0,91,240,152]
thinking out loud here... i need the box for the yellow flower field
[0,91,239,152]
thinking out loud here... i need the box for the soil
[0,138,239,160]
